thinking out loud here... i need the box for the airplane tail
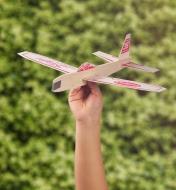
[119,33,131,60]
[119,34,158,72]
[93,33,159,73]
[93,34,131,62]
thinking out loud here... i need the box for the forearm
[75,121,108,190]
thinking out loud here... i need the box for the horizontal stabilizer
[93,51,159,73]
[122,62,159,73]
[93,51,118,62]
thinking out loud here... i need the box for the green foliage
[0,0,176,189]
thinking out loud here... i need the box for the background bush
[0,0,176,189]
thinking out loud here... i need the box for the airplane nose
[52,80,61,91]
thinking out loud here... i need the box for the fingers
[87,81,102,96]
[69,87,81,97]
[68,82,102,102]
[81,85,91,100]
[68,86,82,102]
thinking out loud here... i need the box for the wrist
[76,119,101,130]
[76,123,101,143]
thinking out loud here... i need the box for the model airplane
[18,34,166,93]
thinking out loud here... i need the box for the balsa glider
[18,34,166,92]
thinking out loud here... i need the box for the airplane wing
[18,51,78,73]
[89,77,166,92]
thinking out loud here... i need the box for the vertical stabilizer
[119,33,131,59]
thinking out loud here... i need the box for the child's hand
[68,82,103,128]
[69,82,108,190]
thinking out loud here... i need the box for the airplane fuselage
[52,58,130,92]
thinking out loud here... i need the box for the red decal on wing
[121,63,130,67]
[37,58,61,68]
[78,63,95,71]
[114,80,141,89]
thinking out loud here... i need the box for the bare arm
[68,82,109,190]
